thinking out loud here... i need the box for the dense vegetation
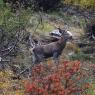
[64,0,95,8]
[2,0,95,12]
[0,0,95,95]
[24,61,91,95]
[2,0,62,11]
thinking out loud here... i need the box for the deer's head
[58,28,73,40]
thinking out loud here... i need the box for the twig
[0,26,25,57]
[17,63,34,77]
[32,12,44,36]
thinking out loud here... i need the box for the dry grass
[0,70,25,95]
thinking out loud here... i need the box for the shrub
[64,0,95,9]
[3,0,62,12]
[85,19,95,40]
[23,60,91,95]
[69,52,91,61]
[31,0,62,11]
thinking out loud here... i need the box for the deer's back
[33,41,63,55]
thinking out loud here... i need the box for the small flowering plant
[23,60,91,95]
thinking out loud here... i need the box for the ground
[0,6,95,95]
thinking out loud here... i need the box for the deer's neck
[57,38,67,49]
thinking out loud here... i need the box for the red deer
[17,28,73,77]
[30,28,73,64]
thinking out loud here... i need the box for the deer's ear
[58,28,66,34]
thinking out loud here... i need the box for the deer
[17,28,73,77]
[30,28,73,65]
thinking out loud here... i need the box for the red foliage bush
[23,60,91,95]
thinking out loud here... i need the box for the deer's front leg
[53,52,59,64]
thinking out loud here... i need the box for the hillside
[0,0,95,95]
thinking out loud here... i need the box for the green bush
[0,4,32,33]
[69,52,95,62]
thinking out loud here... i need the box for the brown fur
[30,29,72,64]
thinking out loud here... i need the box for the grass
[39,22,54,33]
[27,14,55,34]
[88,83,95,95]
[63,0,95,9]
[0,70,25,95]
[0,4,32,33]
[69,52,95,63]
[44,23,54,32]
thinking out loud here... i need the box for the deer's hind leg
[32,55,38,64]
[28,53,39,77]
